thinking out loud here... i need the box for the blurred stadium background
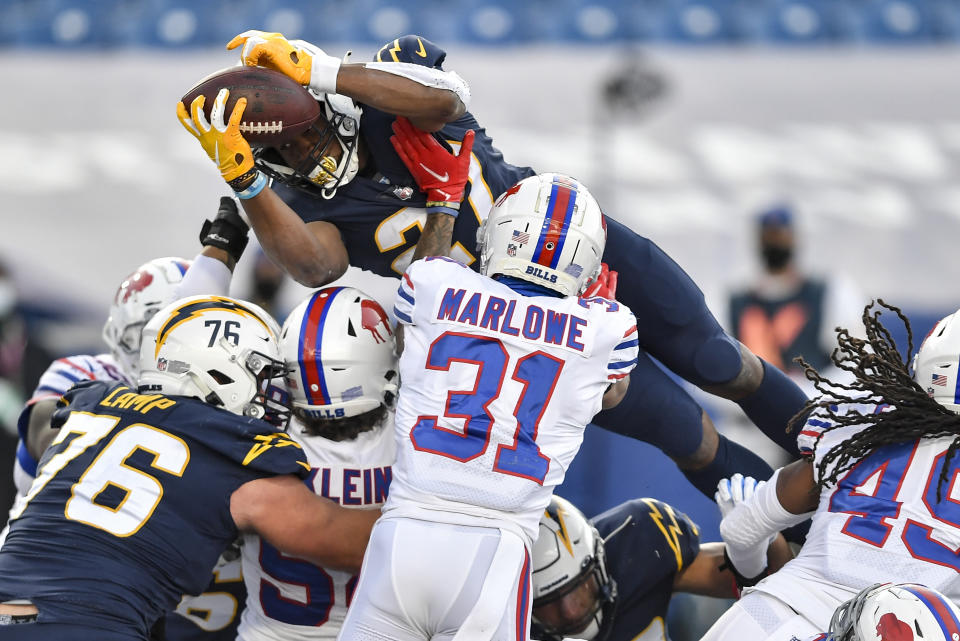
[2,0,960,637]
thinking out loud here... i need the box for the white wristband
[720,469,813,549]
[309,54,341,94]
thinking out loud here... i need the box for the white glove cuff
[309,54,341,95]
[720,469,813,549]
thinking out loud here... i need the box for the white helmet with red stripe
[912,309,960,415]
[828,582,960,641]
[280,286,398,419]
[103,257,191,379]
[477,173,607,297]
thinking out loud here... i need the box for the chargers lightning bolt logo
[544,502,575,556]
[155,297,272,357]
[643,498,692,572]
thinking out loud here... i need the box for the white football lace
[239,121,284,134]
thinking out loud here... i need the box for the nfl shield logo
[157,358,168,372]
[507,244,517,257]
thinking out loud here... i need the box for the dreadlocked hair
[786,299,960,501]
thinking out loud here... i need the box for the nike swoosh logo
[415,37,427,57]
[419,163,449,182]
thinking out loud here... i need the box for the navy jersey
[276,34,534,278]
[165,555,246,641]
[0,380,308,638]
[592,499,701,641]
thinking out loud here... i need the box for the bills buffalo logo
[876,612,914,641]
[360,299,393,344]
[116,269,154,303]
[494,182,523,207]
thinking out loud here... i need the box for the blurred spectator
[245,249,291,324]
[0,259,53,432]
[727,205,865,391]
[0,258,53,519]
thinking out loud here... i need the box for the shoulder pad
[185,405,311,479]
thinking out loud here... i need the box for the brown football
[181,66,321,146]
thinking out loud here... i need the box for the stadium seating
[3,0,960,47]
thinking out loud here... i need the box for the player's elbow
[434,90,465,123]
[288,255,348,289]
[602,376,630,410]
[411,92,465,133]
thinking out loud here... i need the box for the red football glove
[390,116,475,217]
[582,263,618,299]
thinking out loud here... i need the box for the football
[180,66,322,146]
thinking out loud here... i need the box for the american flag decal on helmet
[933,373,948,386]
[511,229,530,245]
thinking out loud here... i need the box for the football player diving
[0,295,380,640]
[530,494,791,641]
[177,31,810,504]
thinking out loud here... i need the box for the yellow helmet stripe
[154,297,272,358]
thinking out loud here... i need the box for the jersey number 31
[410,332,562,484]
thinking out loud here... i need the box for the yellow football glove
[227,30,340,94]
[176,89,255,186]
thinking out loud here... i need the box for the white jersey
[388,257,638,542]
[237,413,396,641]
[753,404,960,630]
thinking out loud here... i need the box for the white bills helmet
[103,257,191,379]
[281,286,397,421]
[912,309,960,414]
[477,173,606,297]
[138,296,290,428]
[531,496,616,641]
[828,582,960,641]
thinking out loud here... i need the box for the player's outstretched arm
[24,398,59,462]
[238,189,349,287]
[716,464,815,581]
[228,31,467,132]
[389,116,475,261]
[230,475,379,572]
[177,89,349,287]
[337,64,464,132]
[176,197,250,299]
[673,537,793,598]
